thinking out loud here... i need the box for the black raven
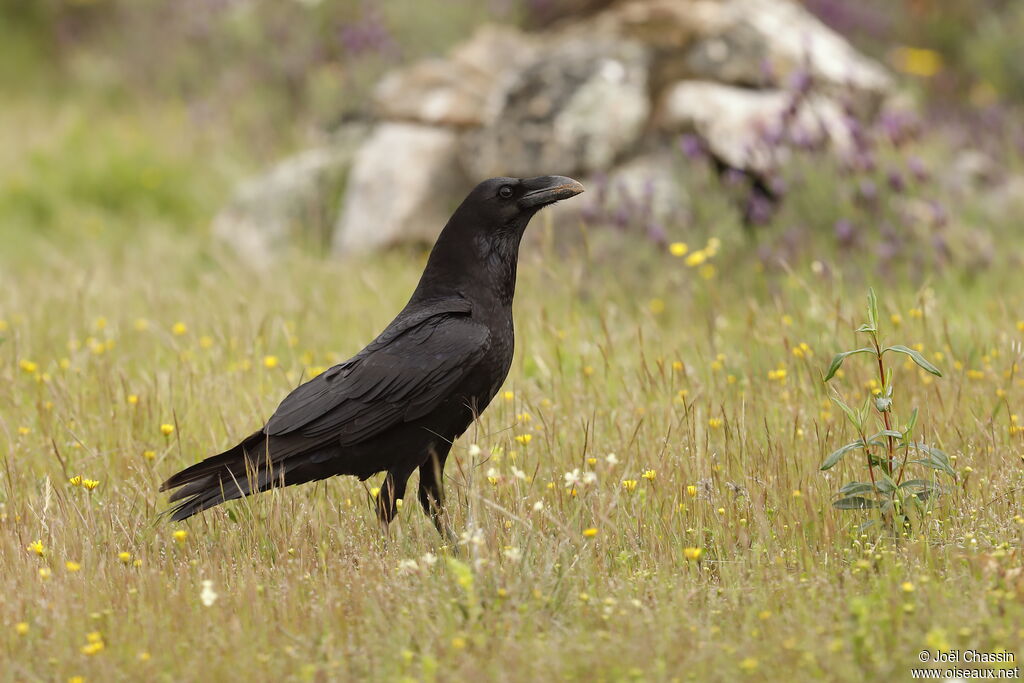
[161,175,584,541]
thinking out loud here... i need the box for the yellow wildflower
[641,469,656,480]
[27,540,45,556]
[19,359,38,374]
[622,479,638,492]
[173,530,188,544]
[171,322,188,336]
[118,552,132,564]
[683,547,703,561]
[16,622,29,635]
[66,561,81,572]
[684,250,708,267]
[582,528,598,538]
[263,355,279,369]
[891,46,942,78]
[160,423,175,436]
[668,242,688,257]
[514,434,532,445]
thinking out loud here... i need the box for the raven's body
[161,176,583,540]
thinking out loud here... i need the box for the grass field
[3,212,1024,680]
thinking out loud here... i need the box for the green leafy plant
[820,289,954,531]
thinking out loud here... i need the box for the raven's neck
[410,227,521,311]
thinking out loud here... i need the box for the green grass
[2,222,1023,681]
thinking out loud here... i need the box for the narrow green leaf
[829,394,860,429]
[878,472,898,493]
[867,288,879,329]
[903,407,919,438]
[821,440,865,470]
[833,496,878,509]
[908,443,955,477]
[839,482,876,496]
[884,345,942,377]
[869,430,903,441]
[823,347,876,382]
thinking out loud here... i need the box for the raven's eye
[498,186,513,199]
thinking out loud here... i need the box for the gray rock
[656,80,849,172]
[212,128,364,266]
[725,0,892,97]
[587,0,892,103]
[597,153,688,228]
[374,25,539,127]
[461,38,650,178]
[332,123,467,255]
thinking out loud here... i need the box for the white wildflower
[582,471,597,485]
[397,559,419,575]
[532,501,544,511]
[200,579,218,607]
[511,466,527,480]
[564,469,581,487]
[468,444,482,457]
[605,453,619,466]
[503,546,522,562]
[420,552,437,567]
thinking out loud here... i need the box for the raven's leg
[418,445,458,546]
[376,468,413,528]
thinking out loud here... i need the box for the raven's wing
[264,297,490,446]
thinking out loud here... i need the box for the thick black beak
[519,175,585,209]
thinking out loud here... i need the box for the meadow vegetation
[3,2,1024,681]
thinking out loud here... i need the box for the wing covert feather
[264,299,488,445]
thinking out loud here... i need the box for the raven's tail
[160,433,341,521]
[159,431,275,521]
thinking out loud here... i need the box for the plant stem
[873,340,896,477]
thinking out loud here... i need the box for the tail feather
[161,433,341,521]
[159,431,266,492]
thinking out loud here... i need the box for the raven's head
[461,175,585,235]
[416,175,584,305]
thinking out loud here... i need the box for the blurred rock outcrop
[214,0,895,260]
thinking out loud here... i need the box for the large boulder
[460,37,651,179]
[331,123,467,255]
[212,127,365,267]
